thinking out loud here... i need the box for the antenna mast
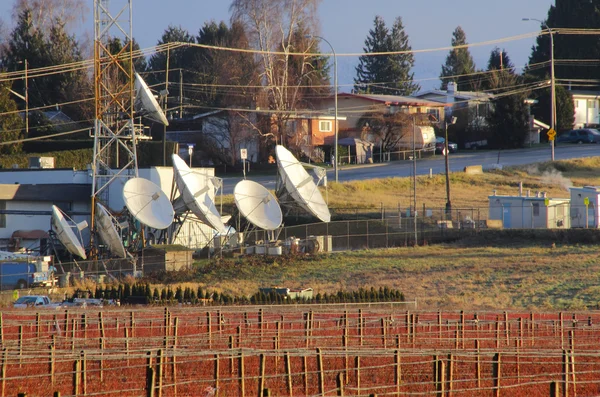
[91,0,138,249]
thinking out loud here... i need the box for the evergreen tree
[354,16,418,95]
[485,48,530,148]
[147,25,195,87]
[0,80,25,154]
[440,26,477,91]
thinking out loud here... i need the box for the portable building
[488,192,570,229]
[569,186,600,228]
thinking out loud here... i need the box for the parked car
[555,128,600,144]
[13,295,53,308]
[435,137,458,154]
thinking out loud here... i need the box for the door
[502,203,511,228]
[588,202,596,228]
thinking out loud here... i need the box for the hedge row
[75,284,406,305]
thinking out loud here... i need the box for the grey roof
[339,93,445,108]
[414,89,493,103]
[0,184,91,201]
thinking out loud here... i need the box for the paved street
[220,144,600,194]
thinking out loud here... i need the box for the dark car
[555,128,600,144]
[435,137,458,154]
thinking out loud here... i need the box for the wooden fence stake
[214,354,220,392]
[0,313,3,344]
[259,353,266,397]
[18,325,23,365]
[475,340,481,388]
[73,360,80,396]
[49,343,55,385]
[358,309,364,346]
[36,312,41,338]
[336,372,344,396]
[303,355,309,396]
[146,365,155,397]
[493,353,501,397]
[239,351,245,397]
[356,355,361,394]
[157,349,163,397]
[317,348,325,396]
[80,350,87,395]
[395,350,401,394]
[285,352,293,397]
[563,349,569,397]
[447,353,454,397]
[2,347,7,397]
[550,380,559,397]
[570,351,576,397]
[437,358,445,397]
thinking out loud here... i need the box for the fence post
[395,350,401,394]
[336,372,344,396]
[563,349,569,397]
[239,351,245,397]
[550,381,559,397]
[493,353,501,397]
[285,352,293,397]
[259,353,266,397]
[317,348,325,396]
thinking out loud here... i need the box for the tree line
[0,0,596,161]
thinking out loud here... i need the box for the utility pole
[163,47,170,166]
[24,59,28,137]
[412,117,417,246]
[179,68,183,118]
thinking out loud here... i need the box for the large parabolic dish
[234,180,282,231]
[123,178,174,230]
[95,202,127,258]
[51,205,87,259]
[134,73,169,126]
[275,145,331,222]
[172,154,227,233]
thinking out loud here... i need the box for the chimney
[492,189,497,196]
[543,192,547,198]
[527,189,531,197]
[447,82,457,94]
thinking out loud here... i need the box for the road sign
[544,198,549,207]
[240,148,247,160]
[547,128,556,140]
[584,197,590,206]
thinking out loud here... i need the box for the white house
[569,186,600,228]
[570,90,600,129]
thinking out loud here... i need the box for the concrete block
[464,165,484,175]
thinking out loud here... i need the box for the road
[220,144,600,194]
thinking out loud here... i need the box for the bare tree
[230,0,322,148]
[12,0,88,34]
[358,110,432,152]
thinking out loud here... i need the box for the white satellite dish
[123,178,174,230]
[95,202,127,258]
[275,145,331,222]
[172,154,227,233]
[134,72,169,126]
[234,180,282,231]
[51,205,87,260]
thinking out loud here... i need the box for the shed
[138,245,194,273]
[488,192,570,229]
[336,137,374,164]
[570,186,600,228]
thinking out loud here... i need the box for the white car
[13,295,53,308]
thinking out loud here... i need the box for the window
[0,201,5,228]
[557,205,564,217]
[532,202,540,216]
[427,108,440,120]
[319,120,332,132]
[588,100,597,109]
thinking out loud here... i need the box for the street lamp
[307,35,338,182]
[444,116,457,216]
[187,143,195,167]
[523,17,555,161]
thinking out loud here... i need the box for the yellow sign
[584,197,590,206]
[547,128,557,140]
[544,198,549,207]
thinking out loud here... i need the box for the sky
[1,0,556,92]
